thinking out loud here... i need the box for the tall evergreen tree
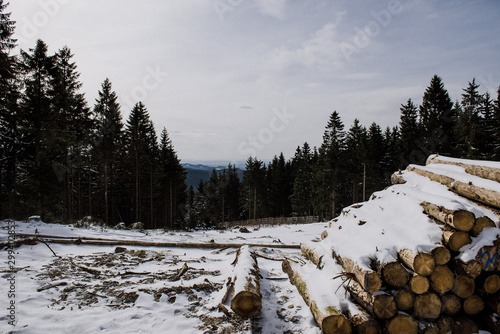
[458,78,483,158]
[399,99,422,165]
[290,143,314,216]
[266,153,292,217]
[419,75,454,155]
[0,0,18,218]
[92,78,124,225]
[480,92,495,159]
[346,119,367,203]
[158,128,185,229]
[124,101,158,228]
[242,157,266,219]
[494,87,500,159]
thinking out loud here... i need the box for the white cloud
[254,0,287,20]
[266,13,346,71]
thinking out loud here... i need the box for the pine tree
[480,92,495,159]
[158,128,185,229]
[242,157,266,219]
[0,0,18,218]
[92,78,124,225]
[266,153,292,217]
[419,75,454,156]
[124,102,158,228]
[290,143,314,216]
[494,87,500,159]
[314,111,347,218]
[399,99,421,165]
[18,39,59,217]
[346,119,367,203]
[458,78,483,158]
[366,122,387,194]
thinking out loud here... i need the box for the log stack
[285,155,500,333]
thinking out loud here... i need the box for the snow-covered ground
[0,220,328,333]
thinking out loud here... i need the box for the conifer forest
[1,2,500,229]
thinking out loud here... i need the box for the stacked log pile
[284,155,500,334]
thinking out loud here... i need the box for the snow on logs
[281,259,353,334]
[294,155,500,332]
[229,245,262,318]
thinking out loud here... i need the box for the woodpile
[285,155,500,333]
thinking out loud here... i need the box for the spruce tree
[399,99,421,165]
[494,87,500,159]
[290,143,314,216]
[419,75,454,156]
[458,79,483,158]
[242,157,266,219]
[480,92,495,159]
[92,78,124,225]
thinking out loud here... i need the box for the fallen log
[0,237,38,249]
[347,307,381,334]
[442,230,471,252]
[332,250,382,293]
[282,259,352,334]
[472,216,497,236]
[453,275,475,299]
[421,202,475,232]
[463,295,484,316]
[385,314,418,334]
[437,317,455,333]
[414,293,442,320]
[390,171,407,185]
[398,249,435,276]
[429,265,454,294]
[372,257,410,288]
[12,235,301,250]
[409,274,429,295]
[479,274,500,294]
[426,154,500,183]
[394,287,414,311]
[476,243,499,271]
[441,293,461,316]
[300,242,324,269]
[230,245,262,318]
[408,165,500,209]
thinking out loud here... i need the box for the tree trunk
[421,202,475,232]
[408,165,500,209]
[372,293,397,320]
[385,314,418,334]
[472,216,496,236]
[347,307,381,334]
[426,154,500,183]
[398,249,435,276]
[442,230,471,252]
[390,171,406,185]
[230,245,261,318]
[455,259,482,279]
[453,316,479,334]
[475,242,499,271]
[300,242,323,268]
[282,259,352,334]
[479,274,500,294]
[429,265,454,294]
[414,293,442,320]
[379,261,410,288]
[332,250,382,293]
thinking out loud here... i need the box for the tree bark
[414,293,442,320]
[347,307,381,334]
[475,242,499,271]
[426,154,500,183]
[230,245,261,317]
[332,250,382,293]
[398,249,435,276]
[429,265,454,294]
[421,202,475,232]
[282,259,352,334]
[455,259,482,279]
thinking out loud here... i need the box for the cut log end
[453,275,475,299]
[414,252,436,276]
[382,262,410,288]
[230,291,262,318]
[463,295,484,316]
[444,230,471,252]
[322,315,353,334]
[483,274,500,294]
[441,293,461,316]
[386,314,418,334]
[472,216,496,236]
[409,275,429,295]
[414,293,442,320]
[430,265,454,294]
[394,287,414,311]
[373,294,397,320]
[451,210,476,232]
[365,272,382,293]
[431,246,451,266]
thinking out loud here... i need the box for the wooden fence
[225,216,320,229]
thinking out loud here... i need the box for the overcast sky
[9,0,500,163]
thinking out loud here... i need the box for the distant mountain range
[182,163,244,188]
